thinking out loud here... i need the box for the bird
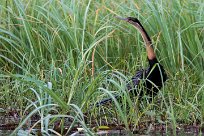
[95,17,167,107]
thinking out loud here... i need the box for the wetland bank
[0,0,204,135]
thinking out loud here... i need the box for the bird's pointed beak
[115,16,128,21]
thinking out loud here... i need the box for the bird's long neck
[133,22,156,60]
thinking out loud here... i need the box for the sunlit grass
[0,0,204,135]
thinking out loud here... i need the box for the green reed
[0,0,204,135]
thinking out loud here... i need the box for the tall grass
[0,0,204,135]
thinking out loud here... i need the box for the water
[69,129,201,136]
[0,130,13,135]
[0,129,202,136]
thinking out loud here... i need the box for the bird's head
[116,16,142,29]
[126,17,140,23]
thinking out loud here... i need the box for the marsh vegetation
[0,0,204,135]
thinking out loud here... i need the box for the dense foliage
[0,0,203,135]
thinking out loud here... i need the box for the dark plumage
[128,58,167,97]
[95,17,167,106]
